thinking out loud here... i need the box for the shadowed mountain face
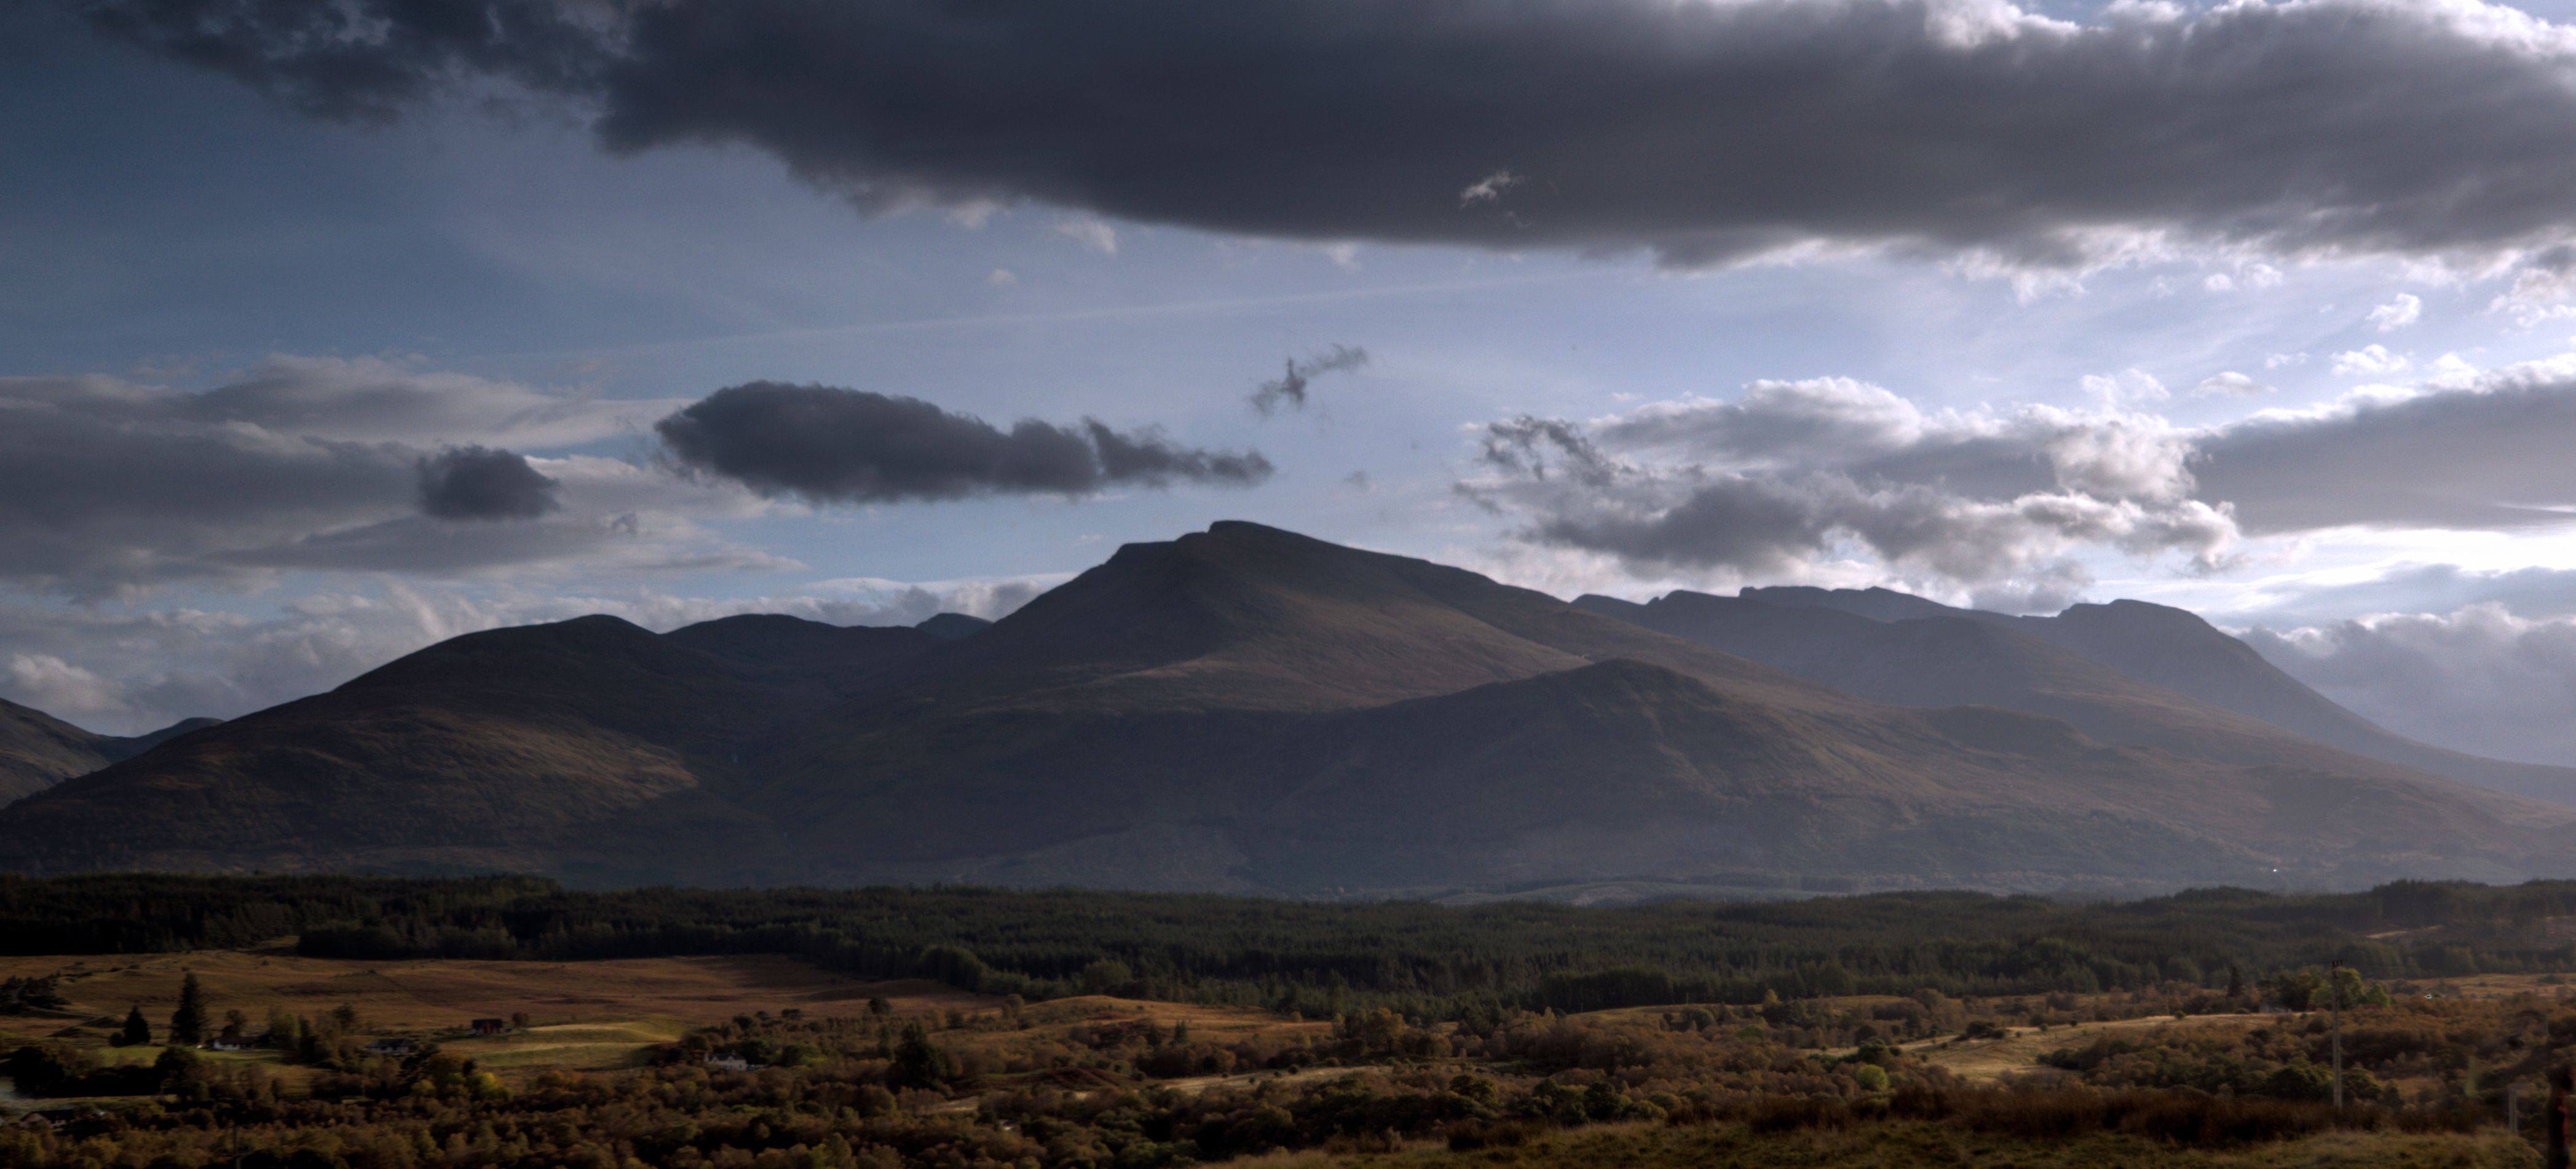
[1667,587,2576,806]
[1,522,2570,894]
[0,699,217,807]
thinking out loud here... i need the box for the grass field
[0,948,1001,1082]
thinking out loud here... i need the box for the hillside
[2,522,2570,894]
[1724,586,2576,804]
[0,696,215,806]
[1570,592,2448,781]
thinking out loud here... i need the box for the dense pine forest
[1,875,2569,1019]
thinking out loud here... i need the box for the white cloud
[5,654,133,725]
[2368,292,2424,331]
[1053,216,1119,255]
[2332,344,2411,376]
[2080,368,2170,408]
[985,268,1019,286]
[2194,371,2269,397]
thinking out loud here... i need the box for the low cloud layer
[65,0,2576,273]
[2249,605,2576,768]
[654,382,1271,505]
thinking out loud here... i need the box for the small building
[469,1018,507,1036]
[206,1034,261,1052]
[366,1038,420,1057]
[702,1053,754,1073]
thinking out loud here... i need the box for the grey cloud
[2247,606,2576,768]
[417,445,561,520]
[2192,368,2576,533]
[1249,345,1369,416]
[0,369,764,594]
[1461,379,2233,596]
[653,381,1271,505]
[69,0,2576,269]
[2234,564,2576,626]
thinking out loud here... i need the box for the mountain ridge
[1,522,2569,895]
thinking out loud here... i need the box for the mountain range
[1,521,2570,895]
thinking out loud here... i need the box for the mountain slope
[750,523,2575,892]
[0,698,218,806]
[1570,591,2451,781]
[3,522,2570,894]
[1732,587,2576,804]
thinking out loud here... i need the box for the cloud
[652,382,1271,505]
[2194,371,2268,397]
[2247,605,2576,767]
[1053,216,1118,255]
[417,446,563,521]
[2081,368,2169,408]
[6,653,132,726]
[1458,378,2234,597]
[1248,345,1370,415]
[2191,356,2576,532]
[2229,563,2576,626]
[0,364,768,596]
[2369,292,2424,331]
[2332,345,2411,376]
[73,0,2576,272]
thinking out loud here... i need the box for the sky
[15,0,2576,769]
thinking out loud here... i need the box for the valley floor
[4,951,2567,1168]
[1250,1122,2540,1168]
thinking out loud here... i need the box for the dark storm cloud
[416,445,561,520]
[652,382,1271,505]
[69,0,2576,268]
[76,0,613,122]
[1249,345,1369,416]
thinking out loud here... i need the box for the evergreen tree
[168,970,209,1046]
[119,1005,151,1047]
[891,1021,951,1088]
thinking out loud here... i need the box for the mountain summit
[2,522,2569,894]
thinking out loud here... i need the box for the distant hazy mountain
[0,698,215,806]
[1650,586,2576,806]
[1,523,2569,894]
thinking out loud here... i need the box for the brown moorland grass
[1243,1120,2540,1169]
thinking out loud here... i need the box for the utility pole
[2329,961,2344,1114]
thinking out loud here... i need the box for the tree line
[2,874,2572,1019]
